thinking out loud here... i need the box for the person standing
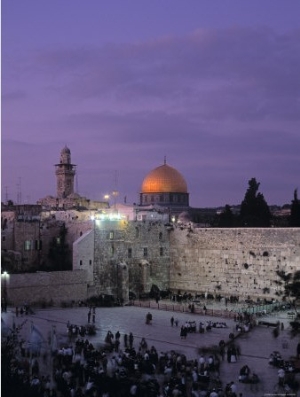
[129,332,134,348]
[124,333,128,348]
[170,316,174,327]
[87,310,91,324]
[92,312,95,324]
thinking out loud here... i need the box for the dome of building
[141,163,188,193]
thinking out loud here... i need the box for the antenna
[5,186,8,204]
[17,177,22,204]
[164,156,166,165]
[112,170,119,209]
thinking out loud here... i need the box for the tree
[48,223,72,271]
[277,270,300,336]
[218,205,235,227]
[1,321,28,395]
[239,178,271,227]
[290,189,300,227]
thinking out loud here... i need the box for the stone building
[139,159,189,213]
[73,209,171,302]
[55,145,77,198]
[37,146,109,211]
[1,147,299,306]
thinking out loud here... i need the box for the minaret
[55,146,76,198]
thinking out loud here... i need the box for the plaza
[2,300,300,396]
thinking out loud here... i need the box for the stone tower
[55,146,76,198]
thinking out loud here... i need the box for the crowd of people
[4,330,247,396]
[2,306,299,397]
[3,313,253,397]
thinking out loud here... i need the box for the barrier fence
[129,300,237,319]
[128,299,293,319]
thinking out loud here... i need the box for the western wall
[4,224,300,306]
[169,227,300,300]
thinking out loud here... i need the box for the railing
[128,300,237,319]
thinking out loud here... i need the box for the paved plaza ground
[2,301,300,396]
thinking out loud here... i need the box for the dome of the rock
[141,164,188,193]
[140,162,189,208]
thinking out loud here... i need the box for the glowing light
[92,212,126,221]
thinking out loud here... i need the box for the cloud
[2,25,300,206]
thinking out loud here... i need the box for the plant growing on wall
[276,269,300,336]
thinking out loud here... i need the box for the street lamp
[1,271,9,312]
[90,215,97,298]
[90,215,97,258]
[114,263,120,303]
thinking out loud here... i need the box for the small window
[109,231,114,240]
[128,248,132,259]
[111,245,115,256]
[24,240,31,251]
[56,237,61,245]
[160,247,164,256]
[159,232,163,241]
[80,260,83,266]
[89,260,92,265]
[35,240,42,250]
[143,248,148,257]
[2,236,6,242]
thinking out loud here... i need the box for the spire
[164,156,166,165]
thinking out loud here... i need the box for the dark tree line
[290,189,300,227]
[215,178,300,227]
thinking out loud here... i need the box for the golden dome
[141,163,188,193]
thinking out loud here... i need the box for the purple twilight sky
[2,0,300,208]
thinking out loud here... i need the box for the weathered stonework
[73,218,171,300]
[3,206,300,306]
[169,227,300,299]
[6,270,87,306]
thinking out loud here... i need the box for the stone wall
[169,227,300,299]
[73,218,171,299]
[73,229,94,285]
[3,219,300,305]
[5,270,88,306]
